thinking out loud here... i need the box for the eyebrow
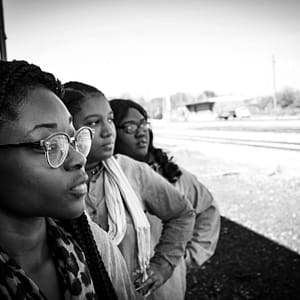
[122,117,145,124]
[24,116,73,138]
[84,111,114,120]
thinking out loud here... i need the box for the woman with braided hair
[0,60,143,300]
[61,81,195,299]
[109,98,221,300]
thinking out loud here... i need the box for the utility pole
[272,55,277,112]
[0,0,7,60]
[163,94,171,120]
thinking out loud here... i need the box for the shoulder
[176,166,211,196]
[114,154,153,175]
[178,167,199,183]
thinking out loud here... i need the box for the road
[151,119,300,177]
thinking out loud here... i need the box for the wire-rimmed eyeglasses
[0,126,95,168]
[117,120,151,134]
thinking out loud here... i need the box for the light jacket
[85,154,195,300]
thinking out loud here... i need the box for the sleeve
[175,169,221,268]
[88,219,145,300]
[135,160,196,270]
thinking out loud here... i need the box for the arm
[88,218,145,300]
[175,169,221,268]
[136,161,196,269]
[116,155,195,296]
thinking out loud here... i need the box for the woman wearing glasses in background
[110,98,221,300]
[61,81,195,300]
[0,60,144,300]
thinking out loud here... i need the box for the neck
[86,161,103,178]
[146,152,154,164]
[0,213,48,272]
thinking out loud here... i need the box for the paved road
[151,119,300,177]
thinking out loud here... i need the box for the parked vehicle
[218,106,251,120]
[234,106,251,118]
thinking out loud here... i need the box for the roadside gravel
[156,144,300,299]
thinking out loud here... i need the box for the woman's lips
[101,142,114,150]
[70,183,87,194]
[137,140,148,147]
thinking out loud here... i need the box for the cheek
[0,161,62,215]
[110,124,117,141]
[117,133,133,148]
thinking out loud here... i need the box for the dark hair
[0,60,63,129]
[0,60,117,299]
[62,81,105,115]
[110,98,182,183]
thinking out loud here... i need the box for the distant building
[184,95,253,120]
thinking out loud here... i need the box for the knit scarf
[0,218,96,300]
[100,156,151,280]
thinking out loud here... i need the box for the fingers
[135,268,163,297]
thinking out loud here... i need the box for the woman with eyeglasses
[61,81,195,300]
[110,98,221,300]
[0,60,144,300]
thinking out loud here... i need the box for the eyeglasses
[0,127,95,168]
[117,120,151,135]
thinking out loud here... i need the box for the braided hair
[110,98,182,183]
[61,213,118,300]
[0,60,118,299]
[62,81,105,116]
[0,60,63,128]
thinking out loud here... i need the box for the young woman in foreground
[110,98,221,299]
[0,60,143,300]
[62,82,195,299]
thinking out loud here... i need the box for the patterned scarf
[89,156,151,280]
[0,218,96,300]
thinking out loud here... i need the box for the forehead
[76,95,111,118]
[122,108,145,122]
[0,87,72,143]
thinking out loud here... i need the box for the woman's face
[0,87,88,220]
[72,94,116,165]
[115,108,150,161]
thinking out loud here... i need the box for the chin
[58,202,85,220]
[99,152,114,161]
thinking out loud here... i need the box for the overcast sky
[3,0,300,99]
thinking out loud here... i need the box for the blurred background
[1,0,300,118]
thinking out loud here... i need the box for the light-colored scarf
[101,157,151,280]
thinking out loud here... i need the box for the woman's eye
[108,117,114,124]
[87,120,99,127]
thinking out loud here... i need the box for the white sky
[3,0,300,99]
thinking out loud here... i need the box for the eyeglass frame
[117,119,151,135]
[0,126,95,168]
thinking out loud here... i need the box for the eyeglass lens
[125,121,150,134]
[46,128,92,168]
[76,128,92,156]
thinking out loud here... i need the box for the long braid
[62,214,118,300]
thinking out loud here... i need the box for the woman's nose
[135,125,147,136]
[64,145,87,170]
[100,121,114,138]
